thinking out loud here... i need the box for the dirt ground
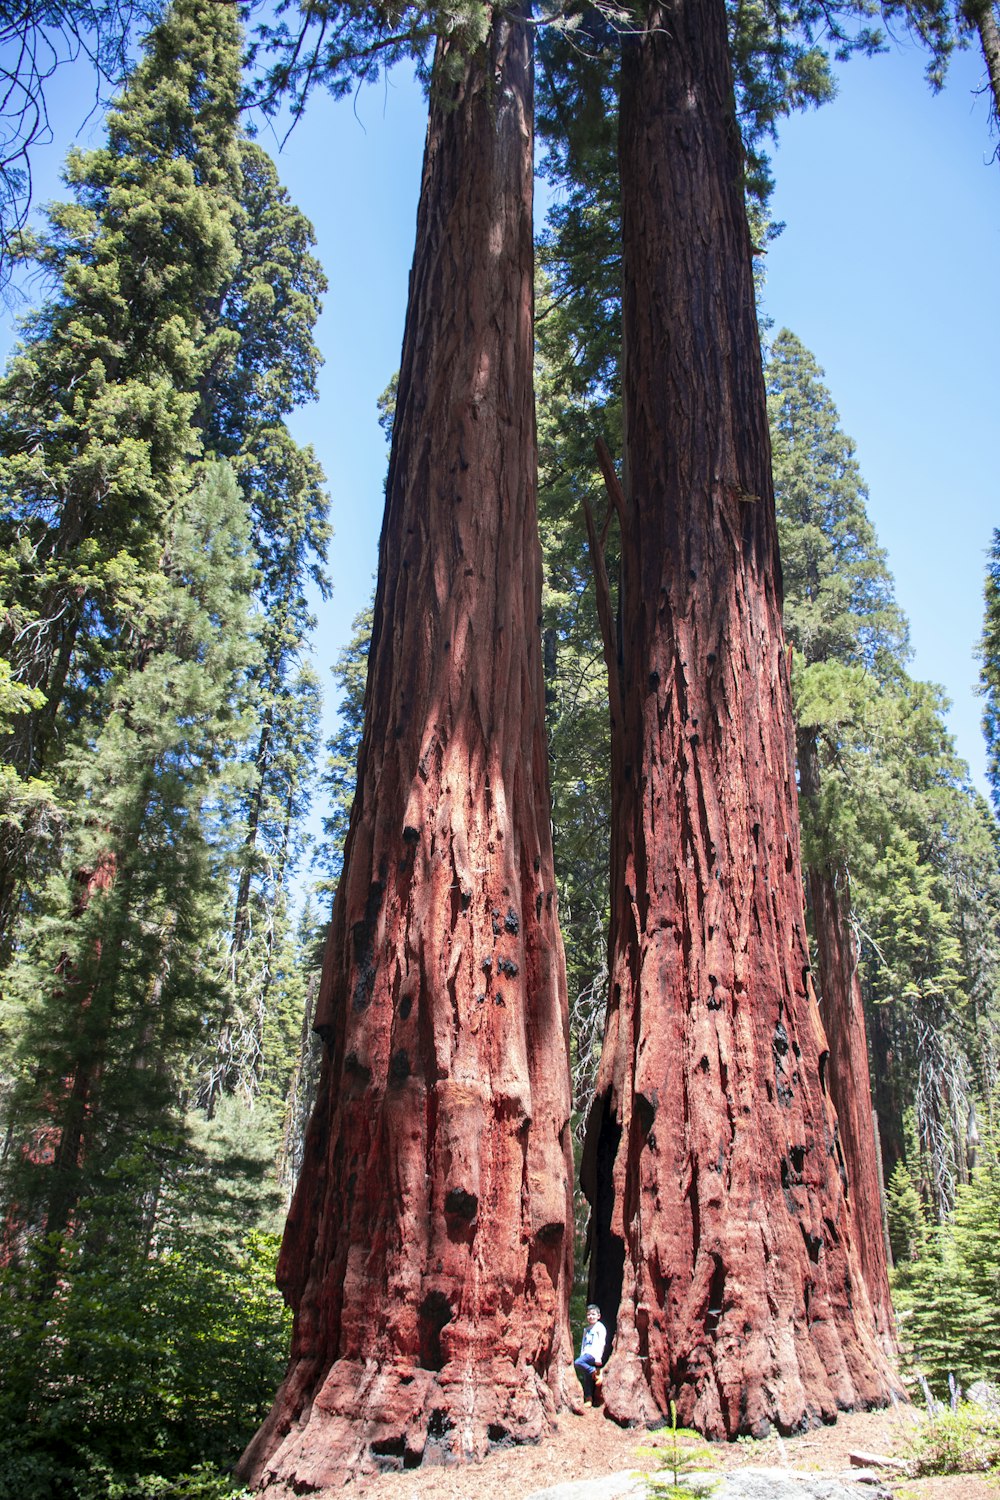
[341,1403,998,1500]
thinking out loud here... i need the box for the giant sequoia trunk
[238,9,575,1489]
[798,728,894,1340]
[581,0,900,1437]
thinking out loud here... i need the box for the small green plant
[636,1402,719,1500]
[905,1403,1000,1477]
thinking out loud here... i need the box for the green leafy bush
[905,1405,1000,1477]
[0,1228,288,1499]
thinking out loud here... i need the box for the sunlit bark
[582,0,901,1437]
[239,6,575,1487]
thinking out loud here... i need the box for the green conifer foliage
[3,460,258,1252]
[895,1146,1000,1395]
[768,333,1000,1213]
[886,1159,928,1269]
[766,329,908,677]
[0,0,244,946]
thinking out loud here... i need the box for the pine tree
[2,458,258,1266]
[895,1147,1000,1394]
[767,330,908,677]
[0,0,243,947]
[0,0,267,1276]
[886,1159,927,1270]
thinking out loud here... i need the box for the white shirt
[581,1320,606,1362]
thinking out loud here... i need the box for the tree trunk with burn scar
[238,7,575,1490]
[580,0,901,1438]
[798,727,894,1343]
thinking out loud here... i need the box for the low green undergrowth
[905,1404,1000,1477]
[637,1403,719,1500]
[0,1228,288,1500]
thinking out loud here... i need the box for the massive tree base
[241,1358,572,1490]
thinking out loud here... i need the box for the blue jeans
[574,1353,599,1401]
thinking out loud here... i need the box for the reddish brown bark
[238,9,575,1490]
[580,0,901,1438]
[1,849,117,1269]
[798,730,894,1340]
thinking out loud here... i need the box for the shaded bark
[581,0,900,1438]
[238,7,575,1489]
[798,729,894,1344]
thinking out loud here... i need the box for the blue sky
[269,34,1000,804]
[4,27,998,818]
[762,38,1000,799]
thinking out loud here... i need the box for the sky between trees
[3,28,998,825]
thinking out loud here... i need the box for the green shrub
[0,1228,288,1498]
[905,1405,1000,1477]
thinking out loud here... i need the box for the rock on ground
[524,1470,891,1500]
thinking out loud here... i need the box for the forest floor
[346,1403,998,1500]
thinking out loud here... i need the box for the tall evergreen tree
[0,0,274,1277]
[2,457,258,1265]
[767,327,907,1331]
[0,0,243,947]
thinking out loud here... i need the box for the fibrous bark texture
[238,10,575,1491]
[581,0,901,1439]
[798,730,894,1343]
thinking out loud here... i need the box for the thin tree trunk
[239,6,574,1487]
[868,1000,905,1184]
[798,730,895,1345]
[967,0,1000,136]
[581,0,900,1437]
[231,711,272,962]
